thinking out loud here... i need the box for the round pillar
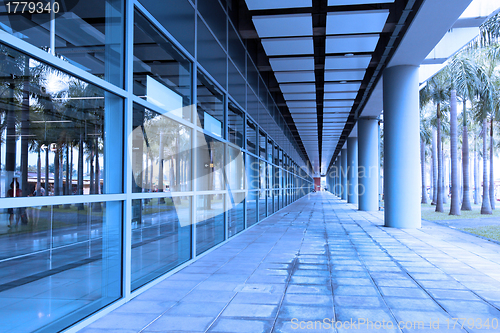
[358,118,379,211]
[383,65,421,228]
[341,149,348,200]
[347,137,358,205]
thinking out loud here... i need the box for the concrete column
[358,118,379,211]
[335,158,341,197]
[383,65,421,228]
[347,137,358,204]
[341,149,348,201]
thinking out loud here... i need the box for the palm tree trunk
[54,144,60,196]
[63,143,71,208]
[490,118,495,210]
[37,148,41,196]
[442,150,448,204]
[421,137,428,203]
[449,90,460,215]
[89,140,95,195]
[77,134,84,210]
[21,61,30,198]
[69,145,73,194]
[45,147,49,195]
[461,101,471,210]
[474,134,479,204]
[436,104,444,212]
[432,128,438,205]
[481,118,492,214]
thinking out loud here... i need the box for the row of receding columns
[326,65,421,229]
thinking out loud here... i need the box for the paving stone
[84,193,500,333]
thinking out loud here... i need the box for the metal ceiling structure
[235,0,424,176]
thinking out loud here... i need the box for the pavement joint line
[355,204,500,323]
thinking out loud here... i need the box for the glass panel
[228,192,244,237]
[247,191,258,227]
[267,139,273,162]
[259,160,266,189]
[258,190,266,220]
[198,0,227,49]
[197,72,224,138]
[132,104,192,193]
[0,43,122,199]
[138,0,195,55]
[274,166,280,189]
[227,147,244,191]
[273,145,278,165]
[267,190,273,215]
[274,189,279,213]
[196,194,224,255]
[133,11,192,121]
[196,133,225,191]
[131,197,191,290]
[228,103,244,147]
[0,0,125,87]
[0,201,121,332]
[259,131,266,159]
[246,120,257,154]
[197,17,227,88]
[228,61,246,110]
[267,163,273,189]
[246,155,258,191]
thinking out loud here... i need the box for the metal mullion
[123,0,135,302]
[0,31,127,99]
[0,194,126,209]
[130,192,195,199]
[191,10,198,260]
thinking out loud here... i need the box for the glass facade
[0,0,313,331]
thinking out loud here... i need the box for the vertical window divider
[191,8,198,260]
[123,0,135,301]
[243,113,248,230]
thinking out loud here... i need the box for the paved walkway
[80,192,500,333]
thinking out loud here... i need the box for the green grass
[461,225,500,242]
[421,202,500,221]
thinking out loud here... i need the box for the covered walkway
[81,193,500,333]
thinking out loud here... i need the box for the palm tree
[448,89,460,215]
[427,70,450,212]
[420,89,432,204]
[449,53,479,210]
[473,49,494,215]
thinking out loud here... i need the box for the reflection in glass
[246,121,257,154]
[227,147,244,191]
[196,194,224,255]
[267,140,273,162]
[131,197,191,290]
[0,43,122,199]
[259,160,266,189]
[246,155,258,191]
[0,201,121,332]
[197,133,225,191]
[259,131,266,159]
[228,192,244,237]
[274,190,279,213]
[132,104,192,193]
[197,72,224,138]
[133,11,192,121]
[228,104,244,147]
[258,190,266,221]
[247,191,258,227]
[267,190,273,216]
[0,0,125,87]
